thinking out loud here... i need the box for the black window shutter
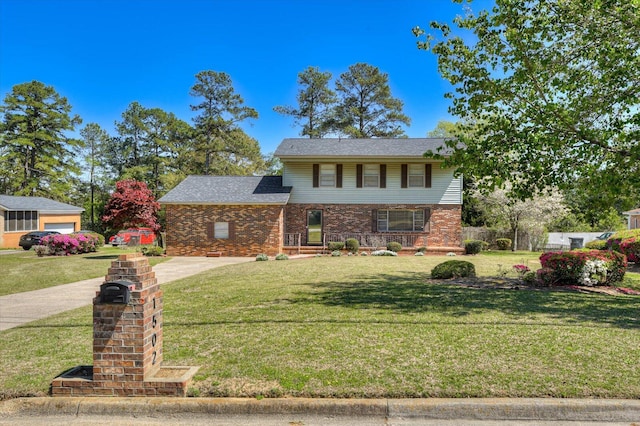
[336,164,343,188]
[312,164,319,188]
[401,164,408,188]
[206,222,215,240]
[425,164,432,188]
[423,208,431,231]
[371,209,378,232]
[356,164,363,188]
[228,222,236,240]
[380,164,386,188]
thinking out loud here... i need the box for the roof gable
[158,176,291,205]
[0,195,84,213]
[274,138,454,159]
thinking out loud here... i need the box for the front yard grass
[1,253,638,399]
[0,247,169,296]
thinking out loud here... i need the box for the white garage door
[44,223,75,234]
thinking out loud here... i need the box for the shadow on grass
[83,255,119,260]
[292,272,640,329]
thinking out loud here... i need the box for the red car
[109,228,157,246]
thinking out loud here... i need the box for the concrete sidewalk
[1,397,639,424]
[0,256,252,331]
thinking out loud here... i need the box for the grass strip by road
[0,247,169,296]
[1,254,638,399]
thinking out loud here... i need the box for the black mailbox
[99,280,135,304]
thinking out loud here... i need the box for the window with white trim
[214,222,229,239]
[408,164,425,187]
[363,164,380,188]
[4,210,39,232]
[377,210,425,232]
[319,164,336,187]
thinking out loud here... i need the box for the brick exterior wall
[164,204,285,257]
[285,203,462,248]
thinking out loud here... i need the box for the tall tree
[472,183,567,251]
[414,0,640,199]
[189,70,260,175]
[274,66,337,138]
[333,63,410,138]
[102,179,160,232]
[80,123,110,229]
[0,80,82,200]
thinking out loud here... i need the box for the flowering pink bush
[539,250,627,286]
[512,264,530,276]
[40,233,99,256]
[619,237,639,263]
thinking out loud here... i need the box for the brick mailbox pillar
[51,253,198,397]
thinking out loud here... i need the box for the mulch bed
[437,273,640,296]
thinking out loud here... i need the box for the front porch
[283,233,464,256]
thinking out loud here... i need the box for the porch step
[206,251,223,257]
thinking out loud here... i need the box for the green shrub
[584,239,607,250]
[496,238,512,250]
[386,242,402,252]
[417,246,427,253]
[275,253,289,260]
[331,250,341,257]
[431,260,476,279]
[464,239,484,255]
[345,238,360,254]
[327,241,345,251]
[255,253,269,261]
[372,250,398,256]
[607,230,640,263]
[141,245,164,256]
[522,271,537,285]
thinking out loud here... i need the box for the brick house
[0,195,84,249]
[159,138,463,256]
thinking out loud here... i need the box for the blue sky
[1,0,492,154]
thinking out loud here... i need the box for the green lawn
[1,253,639,399]
[0,247,169,296]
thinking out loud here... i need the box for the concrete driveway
[0,256,252,331]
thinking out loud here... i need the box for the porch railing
[284,233,301,254]
[323,233,419,248]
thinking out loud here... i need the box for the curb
[2,397,640,421]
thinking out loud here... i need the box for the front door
[306,210,323,245]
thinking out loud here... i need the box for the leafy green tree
[80,123,110,229]
[274,66,337,138]
[190,70,261,175]
[333,63,410,138]
[0,80,82,200]
[415,0,640,199]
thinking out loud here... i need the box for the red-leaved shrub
[539,250,627,286]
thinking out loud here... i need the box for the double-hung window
[408,164,425,187]
[377,209,426,232]
[319,164,336,187]
[363,164,379,187]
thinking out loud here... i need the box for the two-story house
[159,138,463,256]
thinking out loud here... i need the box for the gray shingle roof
[158,176,291,205]
[274,138,455,158]
[0,195,84,213]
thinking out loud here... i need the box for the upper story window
[357,164,386,188]
[402,164,432,188]
[408,164,425,187]
[313,164,343,188]
[320,164,336,187]
[4,210,38,232]
[363,164,379,187]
